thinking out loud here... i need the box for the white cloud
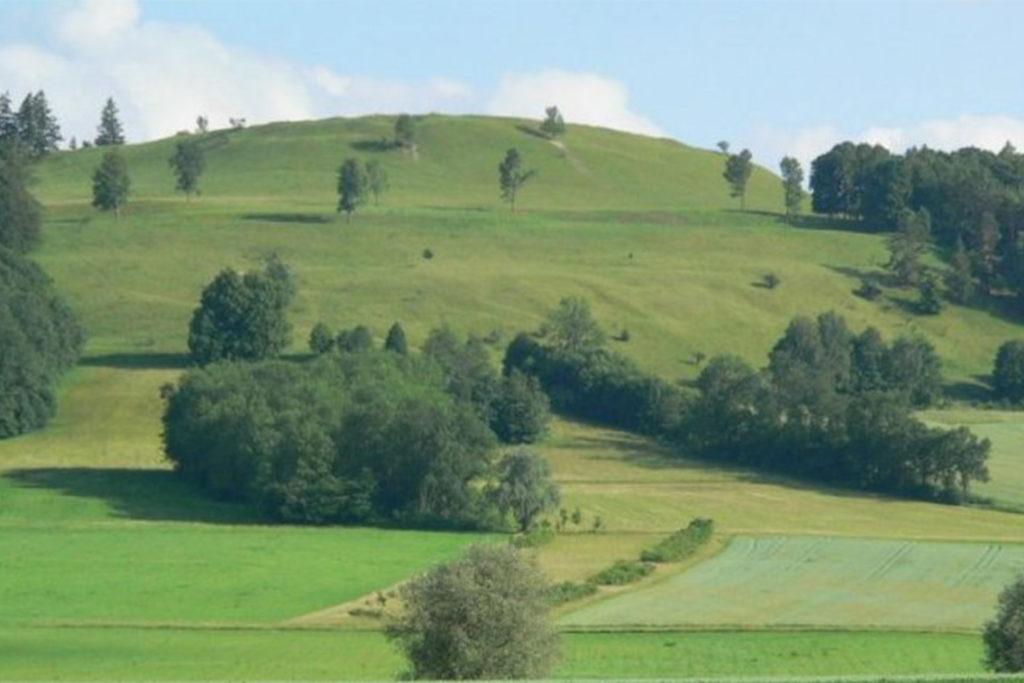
[485,70,665,138]
[755,115,1024,179]
[0,0,476,144]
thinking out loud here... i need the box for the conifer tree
[95,97,125,146]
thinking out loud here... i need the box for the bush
[993,340,1024,403]
[587,560,655,586]
[188,257,294,365]
[387,545,559,680]
[639,518,714,562]
[548,581,597,605]
[337,325,374,352]
[384,322,408,354]
[163,351,497,527]
[763,273,781,289]
[308,322,335,354]
[985,574,1024,672]
[511,524,556,548]
[853,280,883,301]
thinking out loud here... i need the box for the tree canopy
[187,256,295,365]
[387,544,560,679]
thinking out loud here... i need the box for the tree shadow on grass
[79,352,192,370]
[3,467,265,525]
[240,213,333,224]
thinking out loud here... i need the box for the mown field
[4,115,1024,679]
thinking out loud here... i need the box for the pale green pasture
[562,536,1024,630]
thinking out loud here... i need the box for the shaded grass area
[0,627,987,680]
[563,536,1024,630]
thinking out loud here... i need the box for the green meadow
[4,115,1024,678]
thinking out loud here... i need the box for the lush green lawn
[0,627,987,680]
[562,536,1024,630]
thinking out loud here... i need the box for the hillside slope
[35,114,783,211]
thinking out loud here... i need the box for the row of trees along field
[0,138,84,438]
[505,299,990,502]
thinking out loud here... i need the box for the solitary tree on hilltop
[337,158,367,222]
[91,149,130,218]
[499,148,535,212]
[779,156,805,220]
[723,149,753,210]
[539,106,565,138]
[95,97,125,146]
[717,140,730,155]
[169,138,205,199]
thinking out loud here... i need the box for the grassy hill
[4,114,1024,680]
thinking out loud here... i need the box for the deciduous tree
[498,148,535,212]
[91,149,130,218]
[723,148,753,209]
[337,158,367,222]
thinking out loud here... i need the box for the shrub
[548,581,597,605]
[308,322,335,354]
[587,560,655,586]
[639,518,714,562]
[384,322,408,355]
[763,273,781,289]
[511,524,556,548]
[337,325,373,352]
[854,279,883,301]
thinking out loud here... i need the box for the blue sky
[1,0,1022,169]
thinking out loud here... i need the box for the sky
[1,0,1023,171]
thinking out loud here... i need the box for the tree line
[0,142,84,438]
[810,141,1024,310]
[505,299,990,502]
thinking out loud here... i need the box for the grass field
[561,536,1024,630]
[4,114,1024,679]
[0,628,988,680]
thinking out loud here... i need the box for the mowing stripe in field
[561,536,1024,630]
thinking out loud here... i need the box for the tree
[187,257,295,365]
[498,148,535,212]
[308,322,335,354]
[387,544,560,680]
[544,296,605,354]
[886,208,931,286]
[15,91,61,158]
[91,149,130,218]
[946,238,975,304]
[489,450,560,531]
[984,574,1024,672]
[539,106,565,137]
[716,140,730,155]
[490,371,551,444]
[365,159,388,205]
[94,97,125,146]
[0,146,42,252]
[0,92,17,146]
[385,322,408,354]
[168,138,205,199]
[993,340,1024,403]
[779,156,804,220]
[337,325,374,352]
[917,276,942,315]
[723,149,753,210]
[336,158,367,222]
[195,115,209,134]
[394,114,416,149]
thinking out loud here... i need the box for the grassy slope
[4,114,1024,678]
